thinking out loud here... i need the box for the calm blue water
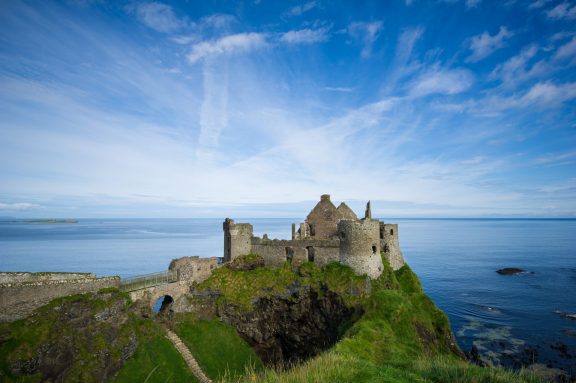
[1,218,575,373]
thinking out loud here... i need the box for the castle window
[310,224,316,237]
[340,231,345,239]
[285,247,294,263]
[306,246,315,262]
[372,245,377,254]
[390,229,394,236]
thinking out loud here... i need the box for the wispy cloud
[280,28,329,44]
[348,21,383,58]
[187,33,267,63]
[410,67,474,96]
[284,1,318,17]
[546,2,576,20]
[528,0,553,9]
[554,36,576,60]
[0,202,40,211]
[466,0,482,9]
[536,151,576,166]
[323,86,355,92]
[466,26,513,62]
[130,2,188,33]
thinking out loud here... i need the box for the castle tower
[223,218,253,262]
[379,222,406,271]
[364,201,372,220]
[338,219,383,279]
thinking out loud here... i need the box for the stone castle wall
[0,275,120,322]
[169,256,221,284]
[223,219,253,262]
[251,237,340,267]
[380,223,405,271]
[338,219,383,279]
[0,272,96,284]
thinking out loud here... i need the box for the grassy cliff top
[197,254,543,383]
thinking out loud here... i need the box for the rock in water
[496,268,530,275]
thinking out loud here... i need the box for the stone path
[165,328,213,383]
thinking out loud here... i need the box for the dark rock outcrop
[218,284,360,367]
[496,268,533,275]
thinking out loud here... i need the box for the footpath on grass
[165,328,213,383]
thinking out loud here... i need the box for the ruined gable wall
[305,195,340,239]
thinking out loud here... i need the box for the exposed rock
[554,310,576,321]
[218,284,360,367]
[496,268,533,275]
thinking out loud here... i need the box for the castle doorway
[306,246,315,262]
[285,247,294,263]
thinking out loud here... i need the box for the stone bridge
[120,256,221,311]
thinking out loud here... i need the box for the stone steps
[165,328,213,383]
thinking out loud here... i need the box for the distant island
[24,219,78,224]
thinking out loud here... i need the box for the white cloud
[461,156,488,164]
[484,81,576,111]
[528,0,552,9]
[323,86,355,92]
[198,59,228,150]
[410,67,474,96]
[284,1,318,17]
[0,202,40,211]
[187,33,267,63]
[489,45,541,85]
[280,28,329,44]
[348,21,383,58]
[536,151,576,165]
[466,26,513,62]
[520,81,576,105]
[546,2,576,19]
[131,2,187,33]
[466,0,482,8]
[554,36,576,60]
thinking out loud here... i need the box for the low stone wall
[0,272,96,284]
[0,275,120,322]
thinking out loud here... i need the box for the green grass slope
[199,255,543,383]
[173,313,263,381]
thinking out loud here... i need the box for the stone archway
[154,294,174,315]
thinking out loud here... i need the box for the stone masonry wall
[0,276,120,322]
[251,237,340,267]
[0,272,96,284]
[223,219,253,262]
[168,256,221,284]
[338,219,383,279]
[380,223,406,271]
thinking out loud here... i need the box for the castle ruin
[223,194,405,279]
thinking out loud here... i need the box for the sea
[1,218,575,374]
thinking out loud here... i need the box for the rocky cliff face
[0,290,144,382]
[218,284,361,366]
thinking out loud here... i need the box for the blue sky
[0,0,575,218]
